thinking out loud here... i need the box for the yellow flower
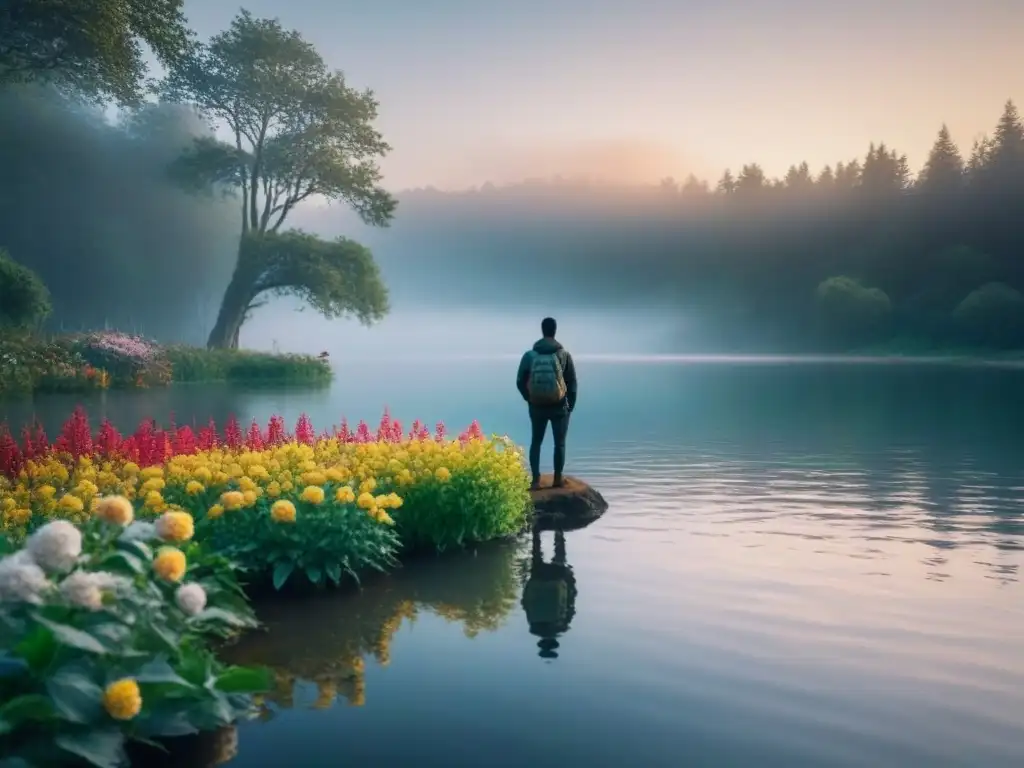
[139,477,165,494]
[270,499,297,524]
[385,492,403,509]
[185,480,205,495]
[207,503,225,519]
[373,509,395,526]
[359,477,377,493]
[140,467,163,480]
[193,466,212,483]
[36,485,57,500]
[335,486,355,504]
[3,508,32,526]
[153,547,187,582]
[300,485,325,505]
[435,467,451,482]
[143,490,164,510]
[58,494,85,513]
[266,481,282,498]
[242,489,259,507]
[356,491,375,510]
[301,470,326,486]
[220,490,245,510]
[94,495,134,526]
[103,678,142,721]
[238,476,257,492]
[122,462,140,474]
[156,510,194,542]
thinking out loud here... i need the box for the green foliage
[159,9,396,348]
[953,282,1024,349]
[0,332,103,398]
[0,249,52,330]
[164,344,333,385]
[0,0,192,104]
[0,518,269,767]
[237,229,389,326]
[815,276,892,348]
[393,461,532,553]
[166,489,400,592]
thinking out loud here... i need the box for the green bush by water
[164,346,332,386]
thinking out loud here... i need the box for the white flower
[58,570,128,611]
[175,583,207,616]
[120,521,157,542]
[0,551,51,604]
[25,521,82,574]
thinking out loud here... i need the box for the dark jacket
[516,338,578,416]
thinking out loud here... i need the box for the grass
[163,346,333,386]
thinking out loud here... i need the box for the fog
[0,86,239,343]
[241,303,682,360]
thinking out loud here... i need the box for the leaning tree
[161,10,395,349]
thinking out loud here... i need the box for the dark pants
[529,410,570,479]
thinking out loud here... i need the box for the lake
[5,357,1024,767]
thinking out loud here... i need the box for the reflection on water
[522,529,578,659]
[5,361,1024,766]
[221,542,524,712]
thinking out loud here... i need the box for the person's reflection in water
[521,527,577,659]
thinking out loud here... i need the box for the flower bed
[0,409,532,589]
[0,332,332,397]
[0,510,269,767]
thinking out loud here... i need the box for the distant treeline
[305,99,1024,352]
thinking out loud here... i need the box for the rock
[530,475,608,531]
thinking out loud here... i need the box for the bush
[164,346,332,385]
[0,410,532,590]
[63,332,172,388]
[953,282,1024,349]
[815,275,892,348]
[0,515,268,767]
[0,249,52,330]
[0,333,109,397]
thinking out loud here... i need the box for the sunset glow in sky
[184,0,1024,189]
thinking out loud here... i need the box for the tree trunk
[206,266,252,350]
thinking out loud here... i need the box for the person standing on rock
[516,316,578,490]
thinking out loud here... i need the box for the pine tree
[988,99,1024,181]
[716,169,736,196]
[919,124,964,192]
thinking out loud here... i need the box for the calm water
[5,358,1024,767]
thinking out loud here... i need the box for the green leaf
[0,694,55,726]
[33,616,107,655]
[98,550,144,575]
[325,562,341,585]
[0,757,34,768]
[46,668,103,724]
[134,657,194,688]
[272,561,294,590]
[191,606,250,627]
[304,565,323,585]
[214,665,272,694]
[55,728,127,768]
[13,625,57,672]
[116,539,152,562]
[134,707,200,738]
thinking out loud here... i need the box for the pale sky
[183,0,1024,190]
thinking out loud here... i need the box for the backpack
[527,351,567,406]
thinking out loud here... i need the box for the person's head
[541,317,557,338]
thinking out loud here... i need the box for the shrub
[163,346,332,385]
[63,331,172,388]
[0,515,268,767]
[0,409,532,589]
[953,282,1024,348]
[0,333,109,397]
[814,275,892,347]
[0,249,52,330]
